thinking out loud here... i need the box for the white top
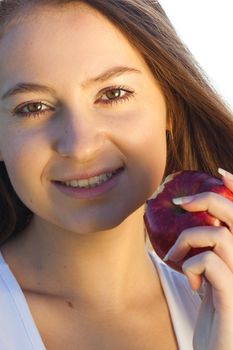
[148,250,201,349]
[0,249,201,350]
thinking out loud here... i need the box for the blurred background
[159,0,233,112]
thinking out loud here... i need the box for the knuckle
[205,191,215,204]
[199,191,211,199]
[181,250,215,274]
[180,226,196,240]
[203,191,222,205]
[216,226,233,243]
[218,225,230,237]
[202,250,215,265]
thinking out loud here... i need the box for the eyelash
[13,85,135,119]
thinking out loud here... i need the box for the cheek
[1,133,47,200]
[116,109,167,199]
[129,131,166,198]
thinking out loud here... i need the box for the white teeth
[63,171,116,188]
[76,179,89,187]
[66,180,79,187]
[89,177,99,186]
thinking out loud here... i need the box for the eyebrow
[1,66,142,100]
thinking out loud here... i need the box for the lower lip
[53,168,124,200]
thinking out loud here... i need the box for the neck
[1,206,162,314]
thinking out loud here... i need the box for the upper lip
[53,166,123,182]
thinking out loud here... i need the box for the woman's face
[0,3,168,234]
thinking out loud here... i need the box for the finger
[182,251,233,311]
[166,226,233,273]
[173,191,233,233]
[218,168,233,192]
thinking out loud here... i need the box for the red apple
[144,170,233,273]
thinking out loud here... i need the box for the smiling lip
[54,166,124,182]
[53,167,124,200]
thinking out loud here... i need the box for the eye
[97,86,135,106]
[13,101,54,119]
[12,85,135,119]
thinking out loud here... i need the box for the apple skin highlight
[144,170,233,273]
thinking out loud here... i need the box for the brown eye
[14,101,54,119]
[26,102,43,113]
[95,84,136,107]
[105,89,121,100]
[98,86,135,106]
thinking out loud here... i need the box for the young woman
[0,1,232,349]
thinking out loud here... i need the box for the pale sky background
[159,0,233,112]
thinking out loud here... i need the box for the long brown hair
[0,0,232,246]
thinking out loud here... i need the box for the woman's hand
[164,168,233,350]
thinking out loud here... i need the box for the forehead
[0,4,149,84]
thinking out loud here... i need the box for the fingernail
[163,253,170,262]
[172,196,194,205]
[163,245,176,261]
[218,168,233,181]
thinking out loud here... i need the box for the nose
[53,110,107,163]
